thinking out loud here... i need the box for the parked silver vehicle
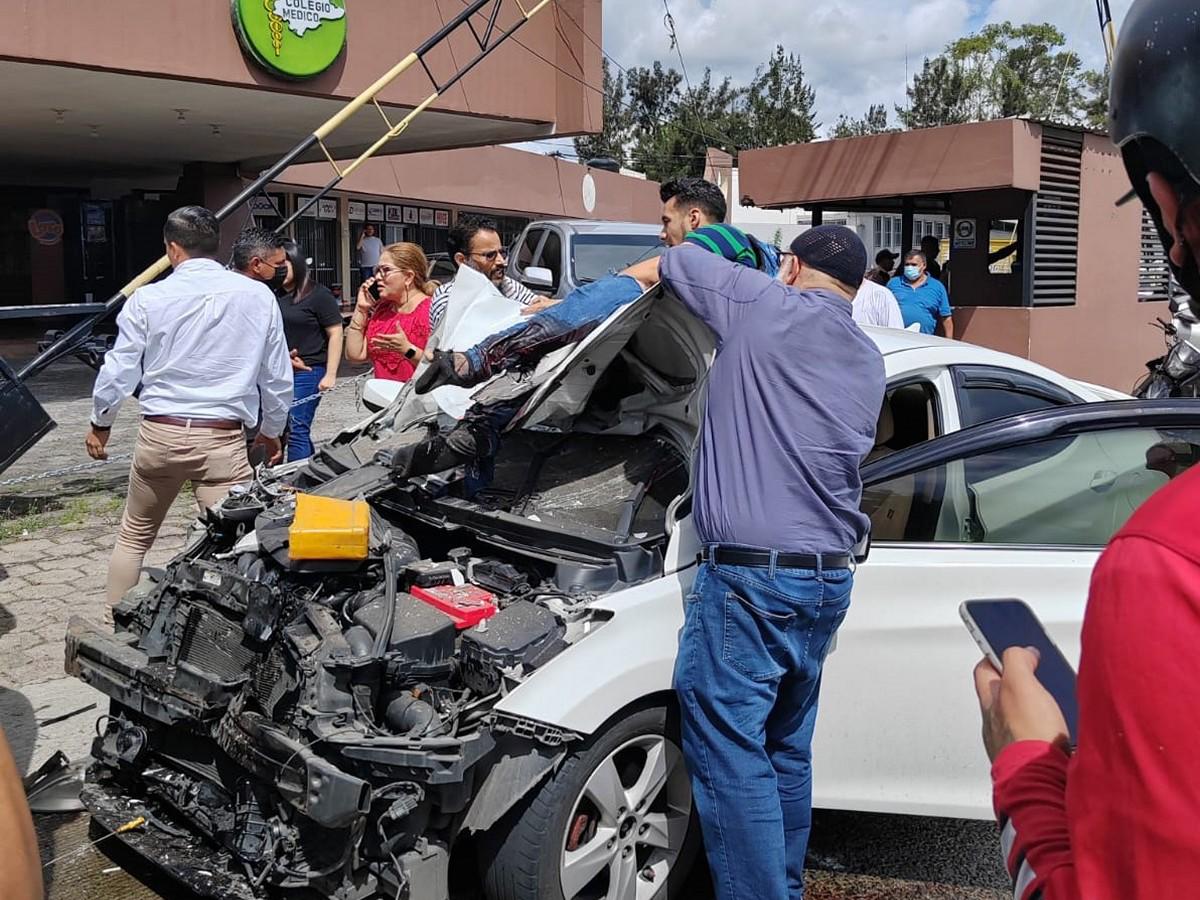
[507,220,663,299]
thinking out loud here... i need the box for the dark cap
[875,248,898,266]
[790,225,867,289]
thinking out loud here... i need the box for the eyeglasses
[373,264,401,278]
[469,249,506,262]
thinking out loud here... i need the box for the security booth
[738,118,1170,392]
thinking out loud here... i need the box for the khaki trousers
[106,420,252,604]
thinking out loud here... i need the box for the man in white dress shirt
[85,206,293,605]
[851,276,906,329]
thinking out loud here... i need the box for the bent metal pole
[19,0,555,382]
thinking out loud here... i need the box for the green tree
[831,104,893,139]
[898,21,1088,129]
[570,46,820,182]
[619,62,754,181]
[573,58,632,164]
[1081,66,1110,131]
[896,56,973,129]
[745,45,818,146]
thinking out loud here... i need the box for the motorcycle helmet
[1110,0,1200,310]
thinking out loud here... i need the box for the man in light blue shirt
[888,249,955,337]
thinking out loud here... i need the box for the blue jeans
[463,275,643,378]
[673,554,853,900]
[287,365,325,461]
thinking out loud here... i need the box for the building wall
[956,135,1166,391]
[0,0,599,130]
[279,145,661,223]
[1028,134,1167,391]
[739,119,1042,208]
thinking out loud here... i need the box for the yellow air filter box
[288,493,370,561]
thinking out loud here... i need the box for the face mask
[903,265,921,281]
[266,264,288,294]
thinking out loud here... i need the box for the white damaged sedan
[69,280,1200,900]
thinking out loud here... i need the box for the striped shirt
[852,279,906,329]
[430,274,538,330]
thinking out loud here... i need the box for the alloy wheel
[559,734,692,900]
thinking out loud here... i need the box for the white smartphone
[960,598,1079,746]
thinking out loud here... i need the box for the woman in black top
[277,240,344,461]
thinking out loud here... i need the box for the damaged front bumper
[82,774,259,900]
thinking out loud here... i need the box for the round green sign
[232,0,347,80]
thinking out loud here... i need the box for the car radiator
[176,604,259,682]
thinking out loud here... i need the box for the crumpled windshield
[572,233,663,283]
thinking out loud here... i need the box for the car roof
[858,325,1122,398]
[530,220,662,236]
[864,326,1050,368]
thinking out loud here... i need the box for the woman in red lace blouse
[345,242,436,382]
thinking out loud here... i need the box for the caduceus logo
[264,0,346,55]
[235,0,347,78]
[264,0,284,56]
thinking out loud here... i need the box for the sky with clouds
[525,0,1134,155]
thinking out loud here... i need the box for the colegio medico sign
[232,0,347,79]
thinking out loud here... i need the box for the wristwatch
[90,421,111,432]
[404,347,417,360]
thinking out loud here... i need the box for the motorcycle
[1134,294,1200,399]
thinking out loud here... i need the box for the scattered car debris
[38,701,97,728]
[22,750,86,813]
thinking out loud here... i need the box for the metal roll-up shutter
[1031,127,1083,306]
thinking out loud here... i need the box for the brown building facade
[740,119,1171,392]
[0,0,652,316]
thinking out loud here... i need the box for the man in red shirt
[972,2,1200,897]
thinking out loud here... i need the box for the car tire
[479,704,699,900]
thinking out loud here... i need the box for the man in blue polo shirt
[888,249,955,337]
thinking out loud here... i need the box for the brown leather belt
[143,415,243,430]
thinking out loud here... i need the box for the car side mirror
[522,266,554,289]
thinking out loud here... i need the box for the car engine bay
[65,426,689,899]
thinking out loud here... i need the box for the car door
[511,225,546,286]
[811,400,1200,820]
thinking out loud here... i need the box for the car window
[867,380,941,466]
[538,230,563,293]
[952,367,1082,481]
[571,233,663,283]
[862,426,1200,545]
[953,366,1079,428]
[515,228,543,273]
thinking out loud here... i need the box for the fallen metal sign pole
[0,0,554,476]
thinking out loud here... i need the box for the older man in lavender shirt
[624,225,885,900]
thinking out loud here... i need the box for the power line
[661,0,692,90]
[458,0,740,164]
[549,0,742,153]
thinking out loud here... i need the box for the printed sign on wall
[347,200,366,221]
[28,209,64,246]
[232,0,347,80]
[953,218,977,250]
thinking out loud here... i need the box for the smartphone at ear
[367,280,382,301]
[960,598,1079,746]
